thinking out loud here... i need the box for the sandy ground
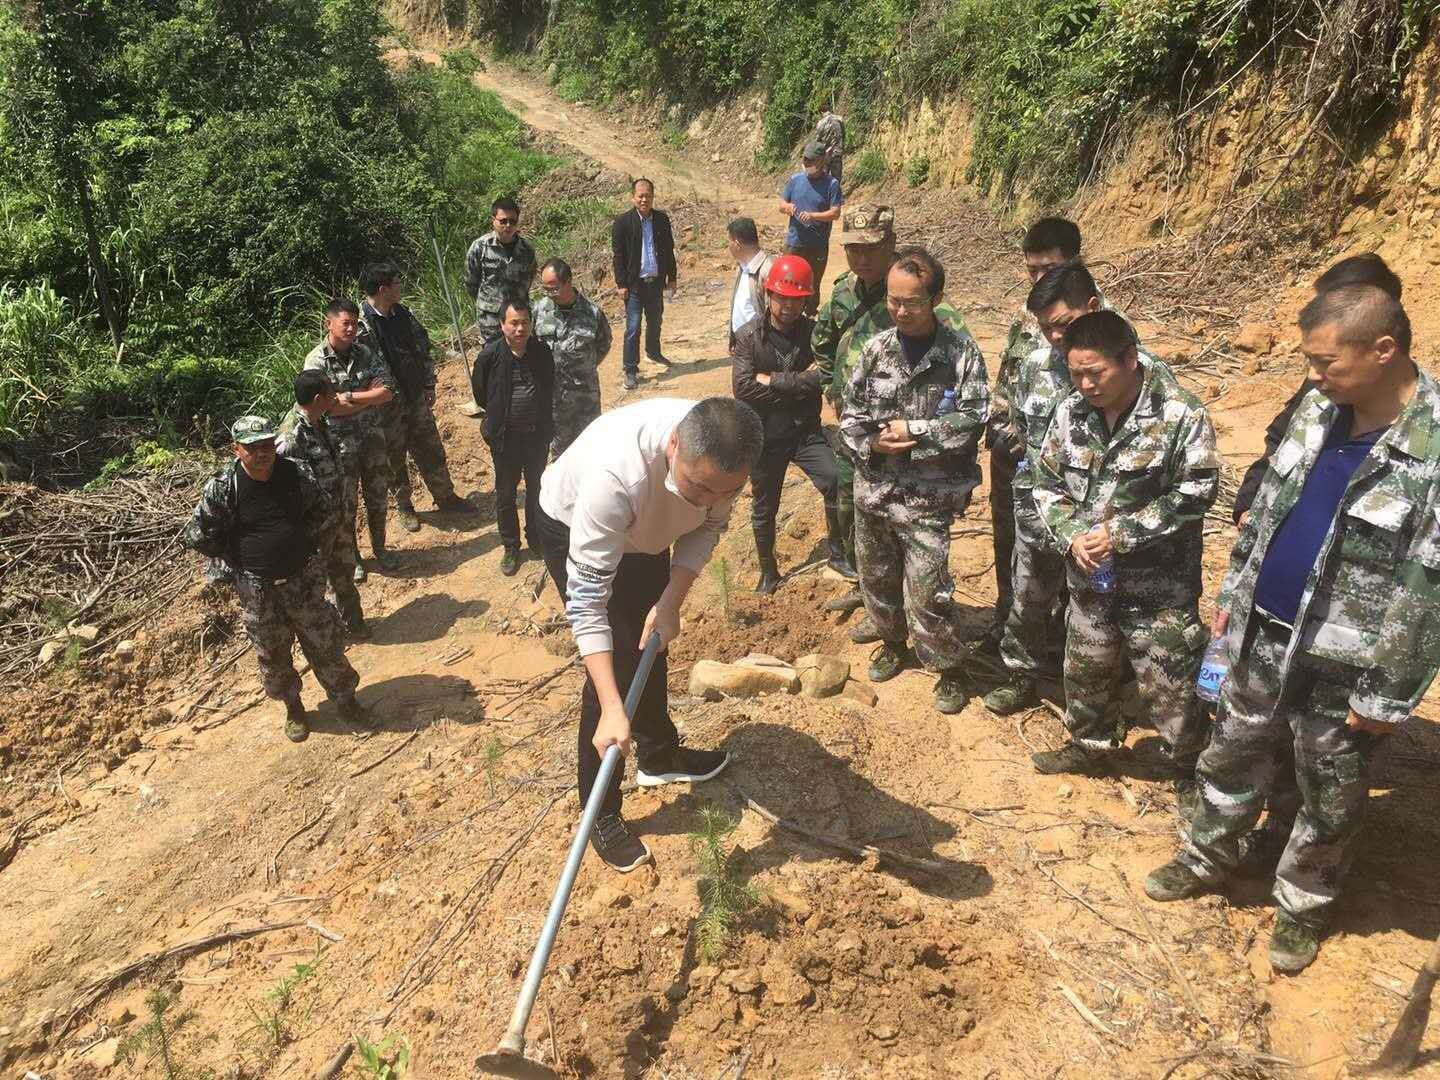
[3,61,1440,1080]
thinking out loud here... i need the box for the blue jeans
[623,279,665,374]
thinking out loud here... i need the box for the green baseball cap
[231,415,277,445]
[802,139,827,161]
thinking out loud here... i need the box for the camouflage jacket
[357,300,435,398]
[814,272,885,409]
[840,323,990,517]
[302,338,393,437]
[991,286,1117,456]
[1032,356,1219,607]
[533,292,613,392]
[1216,374,1440,726]
[277,409,345,514]
[463,231,537,320]
[828,297,968,413]
[183,459,326,573]
[1012,343,1166,544]
[814,113,845,160]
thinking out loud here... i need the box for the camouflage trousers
[383,393,456,510]
[1179,613,1380,926]
[999,534,1067,682]
[336,425,390,551]
[834,448,856,566]
[552,376,602,457]
[234,557,358,703]
[316,513,363,625]
[1063,587,1208,760]
[855,507,964,670]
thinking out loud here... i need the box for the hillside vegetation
[0,1,599,458]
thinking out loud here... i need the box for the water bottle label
[1090,557,1115,593]
[1195,663,1223,702]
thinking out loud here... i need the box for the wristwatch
[343,391,355,406]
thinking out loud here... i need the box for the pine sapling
[689,802,758,963]
[482,735,505,797]
[710,556,733,623]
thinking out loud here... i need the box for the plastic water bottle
[936,389,957,417]
[1195,637,1229,704]
[1015,458,1029,478]
[1088,526,1115,593]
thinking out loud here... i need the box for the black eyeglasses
[495,217,518,226]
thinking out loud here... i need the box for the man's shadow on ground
[371,592,490,646]
[630,721,993,902]
[306,672,479,737]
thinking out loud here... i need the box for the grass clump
[689,802,757,963]
[848,147,887,187]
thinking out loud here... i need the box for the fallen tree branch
[1110,863,1210,1028]
[269,807,327,885]
[59,921,305,1036]
[726,782,953,875]
[348,730,420,779]
[315,1038,354,1078]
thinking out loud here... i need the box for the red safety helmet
[765,255,815,298]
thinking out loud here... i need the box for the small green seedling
[710,556,733,623]
[118,989,208,1080]
[689,802,758,962]
[355,1033,411,1079]
[482,735,505,796]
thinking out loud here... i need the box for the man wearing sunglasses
[464,197,538,346]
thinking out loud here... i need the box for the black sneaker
[636,745,731,787]
[591,813,653,873]
[650,354,674,368]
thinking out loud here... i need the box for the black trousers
[989,444,1018,627]
[750,431,838,545]
[491,432,548,552]
[536,507,678,815]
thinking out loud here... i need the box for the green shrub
[905,154,931,187]
[848,147,887,187]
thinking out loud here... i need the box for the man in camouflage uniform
[986,261,1110,715]
[358,262,471,534]
[277,370,368,639]
[534,257,613,456]
[464,196,537,346]
[985,218,1086,654]
[1031,312,1218,783]
[816,211,968,624]
[1146,285,1440,974]
[184,416,371,742]
[813,108,845,187]
[840,249,989,715]
[303,299,397,578]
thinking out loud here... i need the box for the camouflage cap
[230,415,277,445]
[802,139,827,161]
[839,204,895,246]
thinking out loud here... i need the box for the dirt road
[4,62,1439,1080]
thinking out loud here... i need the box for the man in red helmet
[731,254,841,593]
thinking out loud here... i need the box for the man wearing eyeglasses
[464,197,538,346]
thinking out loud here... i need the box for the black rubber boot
[754,525,781,595]
[368,511,399,571]
[824,502,858,580]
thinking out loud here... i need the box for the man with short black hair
[1031,311,1218,783]
[984,217,1087,655]
[732,254,840,592]
[185,416,371,743]
[611,179,677,389]
[358,262,469,533]
[841,249,989,715]
[726,217,775,353]
[472,298,554,577]
[779,142,843,317]
[1146,285,1440,974]
[535,257,613,456]
[302,298,397,577]
[277,370,368,639]
[465,197,538,347]
[537,397,763,871]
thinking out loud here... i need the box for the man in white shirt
[536,397,765,871]
[726,217,775,353]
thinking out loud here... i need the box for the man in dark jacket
[611,178,677,390]
[731,254,840,593]
[185,415,371,742]
[471,298,555,576]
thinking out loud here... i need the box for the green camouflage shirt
[1032,355,1218,607]
[464,231,537,322]
[533,292,613,393]
[829,298,967,412]
[813,271,885,408]
[1216,373,1440,726]
[1012,342,1166,543]
[277,410,344,515]
[839,323,990,517]
[301,338,393,438]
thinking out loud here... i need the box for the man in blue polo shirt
[1144,284,1440,975]
[779,140,842,316]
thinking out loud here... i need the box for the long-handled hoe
[476,632,663,1079]
[1357,929,1440,1075]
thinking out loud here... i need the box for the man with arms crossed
[536,397,765,872]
